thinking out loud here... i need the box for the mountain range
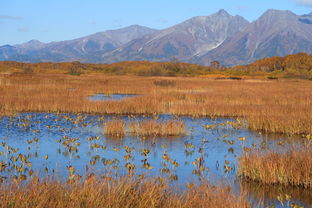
[1,9,312,66]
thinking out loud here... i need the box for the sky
[0,0,312,45]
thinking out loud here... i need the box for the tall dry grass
[104,120,126,138]
[129,120,186,137]
[238,147,312,189]
[0,74,312,135]
[0,176,251,208]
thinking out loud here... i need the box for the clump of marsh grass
[104,120,125,138]
[0,176,252,208]
[238,147,312,189]
[129,120,186,137]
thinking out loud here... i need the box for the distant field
[0,73,311,136]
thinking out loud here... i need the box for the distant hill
[1,9,312,66]
[0,25,158,63]
[1,53,312,79]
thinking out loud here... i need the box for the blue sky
[1,0,312,45]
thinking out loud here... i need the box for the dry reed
[129,120,186,137]
[0,176,252,208]
[104,120,126,138]
[238,148,312,189]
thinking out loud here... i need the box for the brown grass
[0,176,252,208]
[0,74,312,135]
[104,120,126,138]
[129,120,186,137]
[153,80,176,87]
[238,147,312,189]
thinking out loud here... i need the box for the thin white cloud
[0,15,23,20]
[295,0,312,6]
[17,27,29,33]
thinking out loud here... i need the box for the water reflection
[88,94,139,101]
[240,180,312,207]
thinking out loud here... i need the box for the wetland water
[0,112,311,207]
[88,93,139,101]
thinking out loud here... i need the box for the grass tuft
[238,147,312,189]
[104,120,126,138]
[129,120,186,137]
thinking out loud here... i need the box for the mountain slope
[200,10,312,66]
[0,25,158,62]
[101,10,249,63]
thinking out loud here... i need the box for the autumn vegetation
[0,73,311,135]
[238,144,312,189]
[231,53,312,79]
[104,120,126,138]
[103,119,185,138]
[129,120,186,137]
[0,176,252,208]
[1,52,312,78]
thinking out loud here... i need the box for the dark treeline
[1,53,312,78]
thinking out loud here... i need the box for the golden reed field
[0,73,311,136]
[0,176,251,208]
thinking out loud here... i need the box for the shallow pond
[0,113,310,207]
[88,93,139,101]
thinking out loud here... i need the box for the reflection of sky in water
[0,113,309,207]
[88,94,138,101]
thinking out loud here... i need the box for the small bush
[267,76,278,80]
[153,80,176,87]
[228,76,242,80]
[23,66,34,74]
